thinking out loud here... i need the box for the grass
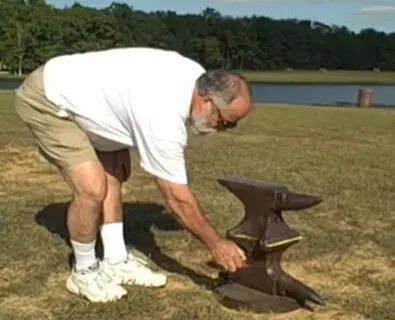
[242,70,395,85]
[0,74,23,80]
[2,70,395,85]
[0,90,394,320]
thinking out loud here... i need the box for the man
[14,47,252,303]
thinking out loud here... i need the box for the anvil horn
[280,273,326,306]
[275,192,323,211]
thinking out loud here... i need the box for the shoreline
[249,81,395,86]
[1,90,392,109]
[1,70,395,85]
[241,70,395,85]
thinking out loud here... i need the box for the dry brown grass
[1,91,394,319]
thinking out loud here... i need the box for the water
[252,83,395,108]
[1,78,394,108]
[0,78,23,91]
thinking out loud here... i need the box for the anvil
[213,177,326,313]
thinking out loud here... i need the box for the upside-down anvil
[213,177,326,313]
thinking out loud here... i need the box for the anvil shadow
[35,201,214,289]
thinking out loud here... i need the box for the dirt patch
[163,277,194,292]
[280,240,394,315]
[0,295,55,320]
[0,146,68,197]
[0,271,71,320]
[0,265,28,290]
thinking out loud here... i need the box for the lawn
[3,70,395,85]
[0,91,394,320]
[241,70,395,85]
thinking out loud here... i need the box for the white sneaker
[101,254,167,287]
[66,261,127,303]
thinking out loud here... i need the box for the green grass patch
[0,74,24,80]
[242,70,395,85]
[2,70,395,85]
[0,92,394,319]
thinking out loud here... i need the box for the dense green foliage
[1,1,394,75]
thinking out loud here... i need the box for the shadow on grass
[35,201,214,289]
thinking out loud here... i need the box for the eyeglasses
[211,101,238,131]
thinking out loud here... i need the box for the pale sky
[48,0,395,33]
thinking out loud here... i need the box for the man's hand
[211,239,247,272]
[156,178,247,273]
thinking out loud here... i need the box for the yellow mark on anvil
[228,233,258,241]
[228,234,302,248]
[264,236,302,248]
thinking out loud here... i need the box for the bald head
[195,70,252,123]
[189,70,252,135]
[196,71,251,105]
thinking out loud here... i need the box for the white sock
[70,239,97,272]
[100,222,128,264]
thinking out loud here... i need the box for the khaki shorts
[14,65,98,170]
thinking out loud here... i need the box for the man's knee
[63,161,108,205]
[76,179,107,206]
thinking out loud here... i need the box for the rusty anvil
[213,177,326,313]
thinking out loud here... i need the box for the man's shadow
[35,202,214,289]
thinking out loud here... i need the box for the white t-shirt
[43,48,206,184]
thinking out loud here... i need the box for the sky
[48,0,395,33]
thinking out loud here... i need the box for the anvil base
[214,281,301,313]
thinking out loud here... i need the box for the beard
[189,112,217,135]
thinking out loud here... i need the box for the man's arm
[155,177,246,272]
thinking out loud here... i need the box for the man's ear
[202,95,211,103]
[195,95,212,113]
[201,95,213,112]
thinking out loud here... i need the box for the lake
[0,79,22,91]
[1,78,394,108]
[252,83,395,108]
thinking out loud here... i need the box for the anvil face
[213,177,325,313]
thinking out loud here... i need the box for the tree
[0,1,394,73]
[0,0,35,75]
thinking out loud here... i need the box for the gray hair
[196,70,251,109]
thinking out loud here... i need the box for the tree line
[1,0,394,75]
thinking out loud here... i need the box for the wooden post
[358,89,373,108]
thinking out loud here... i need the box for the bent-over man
[15,47,252,303]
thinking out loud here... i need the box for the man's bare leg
[62,160,107,243]
[102,173,123,225]
[100,172,128,263]
[96,149,129,264]
[59,160,107,272]
[59,159,127,302]
[97,150,167,287]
